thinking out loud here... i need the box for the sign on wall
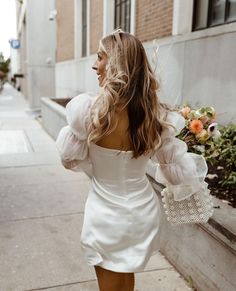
[9,39,21,49]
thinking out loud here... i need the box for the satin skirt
[80,143,161,272]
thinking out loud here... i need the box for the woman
[56,30,203,291]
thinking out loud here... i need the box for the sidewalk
[0,84,193,291]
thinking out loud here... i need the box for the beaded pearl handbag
[161,182,214,225]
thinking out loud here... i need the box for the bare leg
[94,265,135,291]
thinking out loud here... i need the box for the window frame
[81,0,87,57]
[192,0,236,31]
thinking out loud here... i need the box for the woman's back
[96,108,134,152]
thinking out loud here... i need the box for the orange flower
[181,106,191,118]
[189,119,203,134]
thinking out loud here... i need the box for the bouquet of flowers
[177,105,221,155]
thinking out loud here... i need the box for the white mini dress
[56,93,208,273]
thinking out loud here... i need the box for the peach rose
[181,106,191,118]
[199,115,209,125]
[189,119,203,134]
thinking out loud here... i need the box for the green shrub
[205,124,236,188]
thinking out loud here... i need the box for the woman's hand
[61,159,80,169]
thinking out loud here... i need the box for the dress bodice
[89,143,152,204]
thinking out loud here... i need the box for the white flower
[193,145,205,153]
[207,122,221,139]
[206,173,218,180]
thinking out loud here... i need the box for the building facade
[55,0,174,99]
[16,0,56,111]
[55,0,236,124]
[16,0,236,123]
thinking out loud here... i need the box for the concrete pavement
[0,84,193,291]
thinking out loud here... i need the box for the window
[209,0,227,26]
[227,0,236,21]
[193,0,236,31]
[114,0,131,32]
[82,0,87,57]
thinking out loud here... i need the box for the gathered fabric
[147,110,209,202]
[56,93,95,174]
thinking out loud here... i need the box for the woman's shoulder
[66,92,97,134]
[66,92,97,113]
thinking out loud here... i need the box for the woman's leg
[94,265,135,291]
[125,271,135,291]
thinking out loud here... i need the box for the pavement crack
[0,163,61,169]
[24,279,97,291]
[0,211,84,224]
[136,266,174,274]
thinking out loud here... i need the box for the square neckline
[90,142,133,155]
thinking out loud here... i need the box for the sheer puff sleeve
[147,111,208,201]
[55,93,95,172]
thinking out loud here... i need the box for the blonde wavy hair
[88,30,171,158]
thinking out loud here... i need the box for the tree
[0,52,10,75]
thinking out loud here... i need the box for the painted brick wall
[135,0,173,42]
[56,0,74,62]
[90,0,103,54]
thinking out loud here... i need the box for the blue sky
[0,0,17,59]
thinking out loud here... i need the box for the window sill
[148,21,236,47]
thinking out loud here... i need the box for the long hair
[88,30,170,158]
